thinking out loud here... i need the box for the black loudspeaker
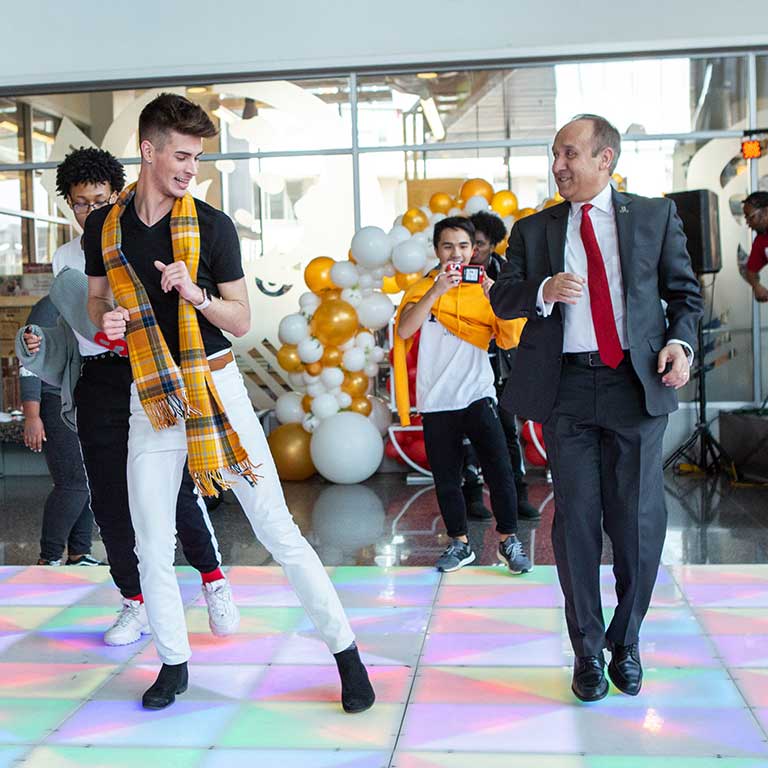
[666,189,721,274]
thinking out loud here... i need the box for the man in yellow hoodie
[394,216,530,573]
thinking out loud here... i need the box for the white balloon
[341,287,363,307]
[278,313,309,345]
[350,226,391,269]
[330,261,359,289]
[367,396,393,436]
[275,392,304,424]
[320,366,345,389]
[288,372,307,391]
[361,287,375,298]
[364,361,379,377]
[311,393,340,420]
[464,194,489,214]
[339,338,356,352]
[302,412,320,434]
[297,337,323,364]
[424,224,434,244]
[382,262,396,277]
[358,272,374,289]
[392,239,427,275]
[299,291,321,311]
[303,372,320,385]
[448,207,463,216]
[430,212,446,224]
[310,412,384,484]
[370,346,385,363]
[372,267,385,280]
[420,205,432,217]
[356,293,395,331]
[412,231,427,245]
[503,215,515,230]
[336,391,352,408]
[393,215,403,227]
[306,382,327,398]
[355,331,376,351]
[388,225,411,249]
[342,347,366,372]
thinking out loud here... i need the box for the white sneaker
[103,598,150,646]
[203,578,240,636]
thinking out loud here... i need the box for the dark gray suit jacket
[489,189,704,423]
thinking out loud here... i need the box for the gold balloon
[542,198,561,209]
[429,192,454,214]
[309,299,359,347]
[494,237,509,256]
[304,256,336,294]
[276,344,303,373]
[459,178,494,204]
[302,394,313,413]
[322,288,342,301]
[491,190,519,217]
[322,346,342,367]
[402,207,429,233]
[342,370,369,397]
[305,361,323,376]
[348,248,356,264]
[455,197,464,209]
[348,396,372,416]
[516,207,538,219]
[267,423,316,481]
[381,275,401,294]
[395,271,422,291]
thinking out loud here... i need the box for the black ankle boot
[516,483,541,520]
[142,662,189,710]
[333,644,375,713]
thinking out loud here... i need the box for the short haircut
[138,93,217,147]
[744,191,768,210]
[55,147,125,198]
[469,211,507,246]
[433,216,475,246]
[570,113,621,173]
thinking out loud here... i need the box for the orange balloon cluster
[402,207,429,234]
[459,178,494,204]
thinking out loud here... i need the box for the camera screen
[461,266,481,283]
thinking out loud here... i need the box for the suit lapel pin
[619,205,629,214]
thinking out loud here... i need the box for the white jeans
[127,359,355,664]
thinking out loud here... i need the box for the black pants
[39,392,93,561]
[74,354,221,598]
[543,359,668,657]
[422,397,518,538]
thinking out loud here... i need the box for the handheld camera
[445,262,485,284]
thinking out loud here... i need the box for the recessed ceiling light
[416,72,439,80]
[187,86,209,94]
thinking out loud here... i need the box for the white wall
[3,0,767,90]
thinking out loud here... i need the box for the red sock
[127,593,143,603]
[201,567,224,585]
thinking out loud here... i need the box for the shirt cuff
[536,277,554,317]
[668,338,694,365]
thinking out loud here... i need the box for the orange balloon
[459,178,494,204]
[455,197,464,209]
[347,248,356,264]
[381,275,401,294]
[491,190,518,217]
[304,256,336,294]
[322,288,342,301]
[395,271,422,291]
[267,423,316,481]
[321,346,342,367]
[516,207,538,219]
[429,192,454,215]
[402,207,429,234]
[348,396,372,416]
[553,191,564,202]
[342,370,369,397]
[305,361,323,376]
[542,198,561,209]
[276,344,303,373]
[309,299,359,347]
[302,394,313,413]
[494,237,509,256]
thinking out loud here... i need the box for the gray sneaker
[498,534,532,574]
[436,539,476,572]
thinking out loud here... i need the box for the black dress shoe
[572,653,608,702]
[466,500,493,521]
[142,662,189,710]
[334,644,375,713]
[608,642,643,695]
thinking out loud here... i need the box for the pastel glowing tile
[411,666,574,705]
[332,566,439,586]
[708,635,768,667]
[193,584,302,607]
[135,633,283,665]
[6,566,110,585]
[225,566,295,585]
[429,608,565,634]
[421,632,568,666]
[334,583,439,609]
[0,698,82,743]
[732,668,768,707]
[638,633,719,667]
[201,750,388,768]
[754,708,768,733]
[292,607,431,638]
[22,746,204,768]
[0,606,64,631]
[49,699,238,746]
[184,606,305,634]
[0,747,28,768]
[0,567,24,582]
[694,608,768,635]
[0,583,98,606]
[93,664,267,701]
[585,759,768,768]
[672,565,768,585]
[440,565,560,586]
[250,664,411,704]
[0,663,115,698]
[436,583,564,608]
[220,702,401,749]
[78,582,200,607]
[609,606,700,637]
[0,631,147,664]
[39,605,125,634]
[0,632,26,657]
[393,754,588,768]
[680,584,768,608]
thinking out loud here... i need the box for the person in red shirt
[742,191,768,302]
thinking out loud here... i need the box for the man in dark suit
[489,114,703,702]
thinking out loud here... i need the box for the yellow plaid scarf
[101,183,259,495]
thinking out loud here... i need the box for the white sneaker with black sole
[103,598,150,646]
[436,539,476,572]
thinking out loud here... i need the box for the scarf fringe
[143,393,193,431]
[191,461,263,498]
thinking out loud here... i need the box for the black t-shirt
[84,198,245,362]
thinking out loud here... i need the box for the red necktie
[580,204,623,368]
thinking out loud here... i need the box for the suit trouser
[127,358,355,665]
[543,359,668,657]
[74,354,222,599]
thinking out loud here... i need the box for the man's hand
[542,272,586,305]
[432,269,461,298]
[482,275,495,299]
[154,260,204,305]
[755,284,768,303]
[658,342,690,389]
[24,415,45,453]
[23,331,41,355]
[102,307,130,340]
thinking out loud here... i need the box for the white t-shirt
[416,313,495,413]
[51,236,106,358]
